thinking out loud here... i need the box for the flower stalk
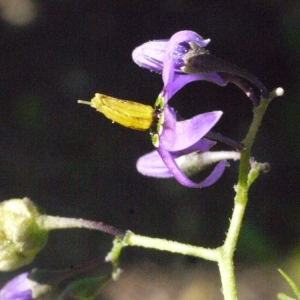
[123,231,219,261]
[36,215,125,239]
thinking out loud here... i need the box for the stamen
[78,94,154,131]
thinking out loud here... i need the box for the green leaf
[279,269,300,300]
[58,275,110,300]
[277,292,296,300]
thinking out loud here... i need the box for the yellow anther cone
[78,93,154,131]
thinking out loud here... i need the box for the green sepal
[151,134,159,147]
[58,275,110,300]
[154,93,164,109]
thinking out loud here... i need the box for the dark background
[0,0,299,294]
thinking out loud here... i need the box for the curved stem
[36,215,125,239]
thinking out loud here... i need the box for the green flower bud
[0,198,48,271]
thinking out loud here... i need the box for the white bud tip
[275,87,284,97]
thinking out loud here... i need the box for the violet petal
[0,273,33,300]
[136,150,173,178]
[171,138,216,157]
[157,146,227,188]
[163,31,210,89]
[161,109,222,152]
[167,72,227,100]
[132,40,167,73]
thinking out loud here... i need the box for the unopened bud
[0,198,48,271]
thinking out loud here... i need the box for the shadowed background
[0,0,299,298]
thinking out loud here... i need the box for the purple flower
[79,31,256,187]
[0,270,58,299]
[137,92,241,188]
[0,273,34,300]
[133,30,268,106]
[134,31,244,188]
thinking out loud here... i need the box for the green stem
[217,89,283,300]
[218,246,238,300]
[217,148,250,300]
[124,231,219,261]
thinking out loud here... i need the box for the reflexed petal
[171,138,216,157]
[136,149,239,181]
[157,146,227,188]
[177,151,240,178]
[171,30,211,48]
[132,29,268,106]
[167,72,227,100]
[132,30,227,104]
[136,150,173,178]
[161,109,223,152]
[132,31,210,76]
[132,40,167,73]
[136,140,218,179]
[163,31,211,90]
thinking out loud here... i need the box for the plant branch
[124,231,219,261]
[218,88,284,300]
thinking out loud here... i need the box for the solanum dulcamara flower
[79,30,268,188]
[133,30,254,188]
